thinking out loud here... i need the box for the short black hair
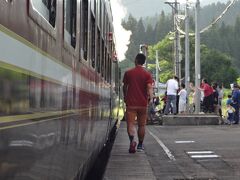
[181,83,185,89]
[135,53,146,65]
[174,76,179,82]
[202,78,208,83]
[234,83,239,88]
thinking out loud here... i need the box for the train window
[105,18,108,41]
[107,56,111,83]
[81,0,88,60]
[96,29,101,73]
[91,13,96,68]
[64,0,77,48]
[91,0,96,14]
[104,47,107,80]
[94,0,97,13]
[102,6,106,37]
[30,0,56,27]
[99,1,102,29]
[109,27,112,50]
[110,57,112,83]
[101,40,105,78]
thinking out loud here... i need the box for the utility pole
[195,0,201,114]
[165,0,180,79]
[156,50,159,95]
[175,0,180,80]
[185,0,190,112]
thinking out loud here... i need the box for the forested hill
[141,1,240,30]
[120,0,240,85]
[199,0,240,28]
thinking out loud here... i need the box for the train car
[0,0,121,179]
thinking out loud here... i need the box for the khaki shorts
[126,106,148,126]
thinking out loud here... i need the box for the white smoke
[110,0,132,61]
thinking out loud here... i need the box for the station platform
[103,117,240,180]
[103,122,157,180]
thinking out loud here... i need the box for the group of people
[163,77,225,116]
[192,79,223,115]
[122,52,239,154]
[163,76,187,115]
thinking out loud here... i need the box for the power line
[200,0,236,33]
[175,0,236,35]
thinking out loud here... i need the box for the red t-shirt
[202,83,213,97]
[123,66,153,107]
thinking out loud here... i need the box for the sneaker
[137,144,144,152]
[129,141,137,153]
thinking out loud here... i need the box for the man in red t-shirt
[123,53,153,153]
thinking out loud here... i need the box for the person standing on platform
[198,79,214,113]
[232,84,240,124]
[164,76,179,115]
[178,83,187,114]
[212,83,219,114]
[123,53,154,153]
[226,94,234,124]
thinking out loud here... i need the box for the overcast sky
[121,0,229,18]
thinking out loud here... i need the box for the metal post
[140,44,148,69]
[156,50,159,95]
[145,46,148,70]
[185,0,190,112]
[165,1,180,78]
[195,0,201,114]
[174,0,180,79]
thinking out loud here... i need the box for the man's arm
[147,83,154,103]
[122,72,128,103]
[123,83,128,103]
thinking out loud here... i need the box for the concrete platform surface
[103,123,156,180]
[103,121,240,180]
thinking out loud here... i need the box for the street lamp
[139,44,148,69]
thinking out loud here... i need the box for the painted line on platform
[186,151,220,159]
[148,129,176,161]
[175,141,195,144]
[191,155,220,158]
[187,151,214,154]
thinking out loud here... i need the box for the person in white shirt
[164,76,179,115]
[178,83,187,114]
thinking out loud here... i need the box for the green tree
[200,45,238,85]
[145,24,155,44]
[148,36,174,83]
[135,18,145,45]
[154,11,172,43]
